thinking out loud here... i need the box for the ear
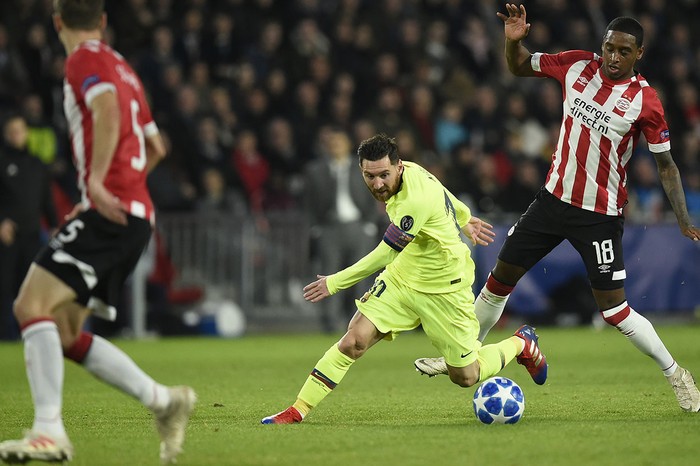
[52,13,62,34]
[100,13,107,31]
[397,159,404,174]
[636,44,644,61]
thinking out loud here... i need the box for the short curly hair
[605,17,644,48]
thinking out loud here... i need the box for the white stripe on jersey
[536,52,670,216]
[85,82,117,107]
[63,81,90,210]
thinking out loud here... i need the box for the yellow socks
[476,336,522,382]
[294,344,355,415]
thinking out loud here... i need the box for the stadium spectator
[231,128,270,215]
[205,11,240,83]
[0,2,195,463]
[464,4,700,414]
[261,133,546,425]
[21,94,60,166]
[0,115,57,341]
[0,24,30,107]
[434,100,468,158]
[303,127,380,333]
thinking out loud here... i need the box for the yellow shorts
[356,270,481,368]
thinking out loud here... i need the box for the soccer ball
[472,376,525,424]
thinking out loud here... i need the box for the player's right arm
[322,241,399,297]
[303,242,399,302]
[497,3,536,77]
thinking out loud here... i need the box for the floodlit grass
[1,325,700,465]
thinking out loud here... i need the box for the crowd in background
[1,0,700,226]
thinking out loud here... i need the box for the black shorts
[499,188,625,290]
[35,209,152,309]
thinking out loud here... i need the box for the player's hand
[680,224,700,242]
[64,203,85,221]
[88,179,128,225]
[0,218,17,245]
[303,275,331,303]
[463,217,496,246]
[497,3,531,41]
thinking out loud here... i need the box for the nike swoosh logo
[460,352,472,358]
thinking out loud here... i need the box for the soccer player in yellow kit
[262,134,547,424]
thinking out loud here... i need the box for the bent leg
[474,260,527,341]
[56,300,172,412]
[447,336,523,388]
[594,288,700,411]
[263,311,388,424]
[12,264,76,441]
[593,288,676,374]
[297,311,386,411]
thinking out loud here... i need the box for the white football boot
[667,367,700,412]
[414,357,448,377]
[0,431,73,464]
[154,386,197,464]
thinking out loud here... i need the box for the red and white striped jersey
[63,40,158,222]
[532,50,670,216]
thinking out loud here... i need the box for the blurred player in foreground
[262,133,548,425]
[417,4,700,413]
[0,1,196,463]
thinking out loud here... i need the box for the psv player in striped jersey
[450,4,700,412]
[0,1,195,464]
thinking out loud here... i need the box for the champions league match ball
[472,377,525,424]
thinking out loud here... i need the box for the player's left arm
[445,188,496,246]
[89,90,128,225]
[642,89,699,241]
[653,150,700,241]
[144,130,166,173]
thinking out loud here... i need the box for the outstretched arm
[303,241,399,303]
[654,151,700,241]
[497,3,536,77]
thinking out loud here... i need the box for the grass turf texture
[1,325,699,466]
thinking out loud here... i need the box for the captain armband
[382,222,414,252]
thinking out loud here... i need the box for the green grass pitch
[1,325,699,465]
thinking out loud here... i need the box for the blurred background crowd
[1,0,699,223]
[1,0,700,337]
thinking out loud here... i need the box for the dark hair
[605,17,644,47]
[54,0,104,30]
[357,133,399,164]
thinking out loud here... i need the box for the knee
[12,295,47,325]
[492,260,525,287]
[337,336,368,360]
[448,369,480,388]
[57,325,82,352]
